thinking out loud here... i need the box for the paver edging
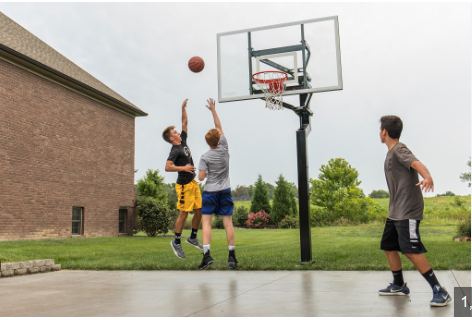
[0,259,61,278]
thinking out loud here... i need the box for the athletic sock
[174,233,181,245]
[203,244,210,254]
[229,246,235,252]
[422,268,440,289]
[392,269,404,286]
[190,228,198,239]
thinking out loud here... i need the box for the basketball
[188,56,205,73]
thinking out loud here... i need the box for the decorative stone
[52,264,62,271]
[45,259,54,267]
[14,269,27,276]
[33,260,45,267]
[1,270,14,277]
[39,266,52,273]
[19,261,33,269]
[10,262,20,270]
[27,267,39,274]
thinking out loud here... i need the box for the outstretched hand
[206,98,216,111]
[416,177,434,193]
[182,99,188,108]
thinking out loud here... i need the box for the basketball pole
[282,93,314,264]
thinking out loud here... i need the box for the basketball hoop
[252,71,288,110]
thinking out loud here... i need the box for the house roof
[0,11,147,116]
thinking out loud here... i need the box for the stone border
[0,259,61,278]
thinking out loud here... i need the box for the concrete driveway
[0,270,469,317]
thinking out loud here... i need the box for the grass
[0,224,469,271]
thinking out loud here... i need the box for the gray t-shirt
[384,142,424,220]
[198,135,231,192]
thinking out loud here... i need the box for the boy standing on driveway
[378,115,451,307]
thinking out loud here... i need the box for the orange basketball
[188,56,205,73]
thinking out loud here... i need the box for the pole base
[299,260,315,265]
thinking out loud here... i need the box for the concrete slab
[0,270,468,317]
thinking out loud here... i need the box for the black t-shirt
[167,131,195,185]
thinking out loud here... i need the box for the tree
[369,189,390,199]
[310,158,363,210]
[162,183,177,209]
[435,191,456,197]
[271,174,297,225]
[250,175,271,214]
[136,169,167,204]
[460,157,471,187]
[135,169,172,237]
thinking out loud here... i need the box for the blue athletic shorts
[202,188,234,215]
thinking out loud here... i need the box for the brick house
[0,12,147,240]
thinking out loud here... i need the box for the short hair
[162,126,175,143]
[380,116,403,139]
[205,129,220,147]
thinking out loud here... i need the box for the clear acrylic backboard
[217,16,343,103]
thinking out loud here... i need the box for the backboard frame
[217,16,343,103]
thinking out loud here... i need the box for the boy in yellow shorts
[163,99,203,259]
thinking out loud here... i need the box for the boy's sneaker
[171,240,186,259]
[199,251,214,270]
[378,282,410,295]
[186,237,203,250]
[430,285,452,307]
[228,251,238,270]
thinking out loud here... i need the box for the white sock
[204,244,210,254]
[229,245,235,251]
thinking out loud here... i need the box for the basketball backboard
[217,16,343,103]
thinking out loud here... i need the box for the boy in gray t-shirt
[378,115,451,307]
[197,98,237,270]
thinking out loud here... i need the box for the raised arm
[411,160,434,192]
[206,98,224,135]
[182,99,188,133]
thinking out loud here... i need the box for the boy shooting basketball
[163,99,203,258]
[378,115,451,307]
[197,98,237,270]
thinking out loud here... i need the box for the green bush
[136,196,173,236]
[213,215,224,229]
[279,215,299,229]
[456,209,471,238]
[234,206,249,226]
[454,196,465,207]
[310,198,379,226]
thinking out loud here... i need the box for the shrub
[310,198,379,227]
[234,206,249,226]
[280,215,299,229]
[369,189,390,199]
[246,211,270,228]
[454,196,465,207]
[136,196,173,237]
[213,215,224,229]
[456,209,471,238]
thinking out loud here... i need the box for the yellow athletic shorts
[175,179,202,212]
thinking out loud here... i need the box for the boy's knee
[179,211,188,218]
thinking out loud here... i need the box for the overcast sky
[0,2,470,197]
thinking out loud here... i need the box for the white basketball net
[252,71,288,110]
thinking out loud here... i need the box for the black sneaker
[228,251,238,270]
[199,251,214,270]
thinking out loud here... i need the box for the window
[119,209,127,233]
[72,207,84,235]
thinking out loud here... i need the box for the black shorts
[380,218,427,254]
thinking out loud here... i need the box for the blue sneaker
[430,285,452,307]
[378,283,410,295]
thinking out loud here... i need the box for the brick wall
[0,58,136,240]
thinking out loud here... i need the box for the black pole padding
[296,127,313,263]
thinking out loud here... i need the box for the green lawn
[0,224,469,271]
